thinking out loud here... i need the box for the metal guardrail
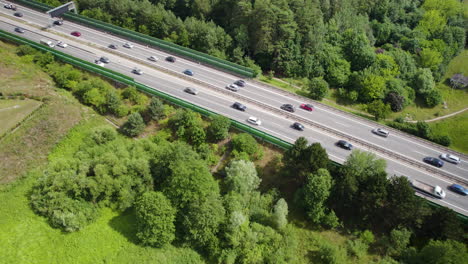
[11,0,256,78]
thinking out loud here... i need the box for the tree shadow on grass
[108,207,139,244]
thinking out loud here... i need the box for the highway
[1,3,467,215]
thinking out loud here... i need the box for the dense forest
[39,0,466,111]
[15,45,467,263]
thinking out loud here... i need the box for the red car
[71,31,81,37]
[300,103,314,111]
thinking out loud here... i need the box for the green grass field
[0,99,42,136]
[429,111,468,154]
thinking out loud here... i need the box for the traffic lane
[8,6,467,177]
[2,14,464,182]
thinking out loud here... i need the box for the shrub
[318,243,348,264]
[231,133,263,160]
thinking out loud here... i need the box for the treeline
[40,0,465,111]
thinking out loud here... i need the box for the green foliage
[299,169,333,225]
[308,77,329,100]
[135,192,176,247]
[168,109,206,146]
[147,97,166,121]
[318,242,348,264]
[272,198,288,230]
[385,228,412,258]
[16,44,38,56]
[282,138,329,187]
[407,240,468,264]
[121,112,145,137]
[367,100,391,121]
[207,115,231,142]
[231,133,263,160]
[225,160,261,196]
[346,238,369,259]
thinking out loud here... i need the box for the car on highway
[449,184,468,196]
[94,60,105,67]
[4,4,17,10]
[232,102,246,111]
[100,56,110,63]
[14,12,23,17]
[423,157,444,168]
[54,20,63,25]
[184,87,198,95]
[247,116,262,126]
[281,104,295,112]
[226,84,239,92]
[123,42,134,49]
[300,103,314,111]
[440,153,461,164]
[132,68,143,75]
[14,27,25,33]
[337,140,353,150]
[292,122,304,131]
[234,80,246,87]
[71,31,81,37]
[372,128,389,137]
[166,56,176,62]
[108,44,118,49]
[148,56,158,62]
[183,69,194,76]
[56,41,68,48]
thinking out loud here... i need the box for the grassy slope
[429,111,468,154]
[0,99,42,135]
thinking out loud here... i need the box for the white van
[40,39,55,48]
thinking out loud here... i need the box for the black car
[449,184,468,196]
[14,12,23,17]
[232,102,246,111]
[423,157,444,168]
[54,20,63,25]
[234,80,246,87]
[280,104,295,112]
[292,122,304,131]
[14,27,25,33]
[100,57,110,63]
[166,56,176,62]
[337,140,353,150]
[108,44,118,49]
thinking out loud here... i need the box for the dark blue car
[423,157,444,168]
[449,184,468,196]
[183,69,194,76]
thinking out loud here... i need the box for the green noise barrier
[2,29,467,223]
[12,0,256,77]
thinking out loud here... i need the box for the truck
[40,39,55,48]
[411,179,446,199]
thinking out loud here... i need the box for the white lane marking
[329,154,346,162]
[413,150,427,156]
[334,121,350,127]
[439,200,468,214]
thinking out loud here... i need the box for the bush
[231,133,263,160]
[120,112,145,137]
[346,239,368,259]
[207,115,231,142]
[430,134,451,146]
[318,243,348,264]
[308,77,329,100]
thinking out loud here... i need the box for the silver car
[247,116,261,126]
[372,128,389,137]
[440,153,461,164]
[226,84,239,92]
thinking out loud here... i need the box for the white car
[148,56,158,62]
[440,153,461,164]
[132,68,143,75]
[123,42,134,49]
[226,83,239,92]
[372,128,389,137]
[247,116,261,126]
[56,41,68,48]
[94,60,105,67]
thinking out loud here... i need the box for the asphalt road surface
[1,3,467,215]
